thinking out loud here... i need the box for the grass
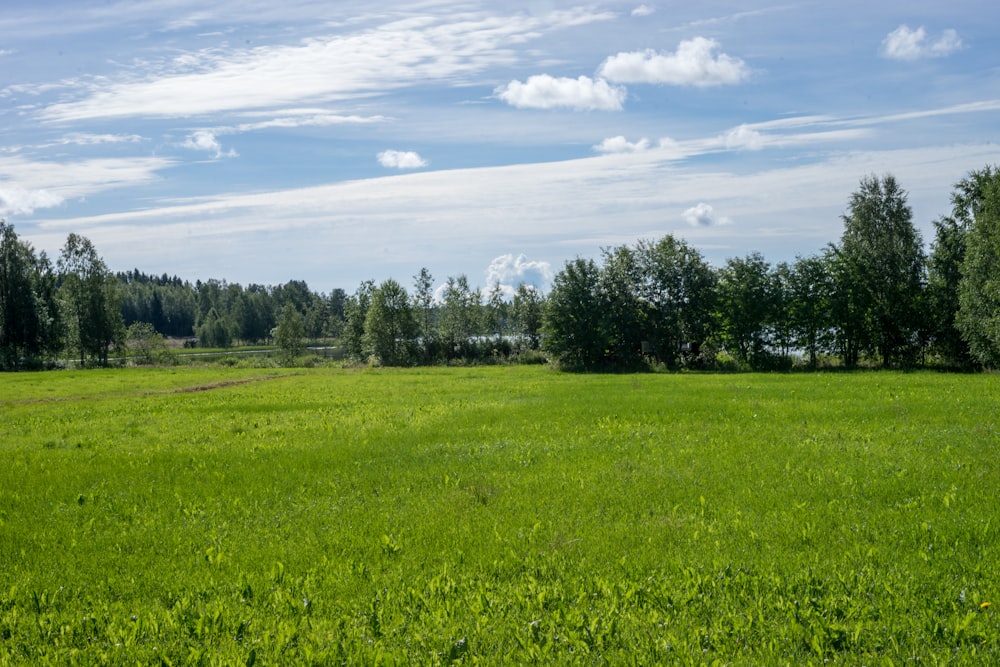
[1,366,998,664]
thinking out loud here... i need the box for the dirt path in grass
[166,373,300,394]
[4,372,300,406]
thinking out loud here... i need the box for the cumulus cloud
[682,202,730,227]
[881,25,962,60]
[485,253,553,296]
[723,124,765,150]
[593,136,651,153]
[598,37,750,86]
[377,150,428,169]
[181,130,236,158]
[0,187,63,216]
[495,75,626,111]
[632,5,655,17]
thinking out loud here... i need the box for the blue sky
[2,0,998,295]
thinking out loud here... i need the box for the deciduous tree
[0,221,60,368]
[57,233,124,366]
[834,174,925,367]
[363,279,417,366]
[543,258,606,368]
[787,253,835,367]
[511,283,543,350]
[956,168,1000,367]
[928,166,999,366]
[715,252,774,367]
[635,235,716,368]
[274,302,306,364]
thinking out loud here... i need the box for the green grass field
[1,366,998,665]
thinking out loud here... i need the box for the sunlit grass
[1,367,998,663]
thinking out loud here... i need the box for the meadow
[1,366,998,665]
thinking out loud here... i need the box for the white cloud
[58,133,144,146]
[593,136,651,153]
[682,202,730,227]
[181,130,236,158]
[598,37,750,86]
[881,25,962,61]
[37,9,616,122]
[723,125,765,150]
[0,187,63,216]
[377,150,428,169]
[632,5,655,17]
[0,154,171,217]
[485,254,554,296]
[495,75,626,111]
[233,111,387,132]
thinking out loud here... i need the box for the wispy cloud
[0,154,172,216]
[377,150,427,169]
[495,75,626,111]
[37,8,616,122]
[232,111,388,132]
[52,133,145,146]
[881,25,962,61]
[598,37,750,86]
[26,138,998,289]
[631,5,655,18]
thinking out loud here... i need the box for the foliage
[957,168,1000,367]
[125,321,172,365]
[484,281,508,342]
[834,174,926,367]
[343,280,374,360]
[928,215,971,366]
[544,238,722,371]
[438,274,481,359]
[0,221,61,369]
[118,270,197,338]
[2,367,999,663]
[716,252,775,367]
[412,267,436,359]
[511,283,544,350]
[273,302,306,364]
[362,278,418,365]
[57,233,125,367]
[926,169,999,367]
[542,257,607,368]
[786,253,835,367]
[636,235,717,368]
[195,307,235,348]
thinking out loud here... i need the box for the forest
[1,166,998,371]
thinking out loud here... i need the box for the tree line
[542,168,1000,370]
[0,228,350,369]
[1,166,998,370]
